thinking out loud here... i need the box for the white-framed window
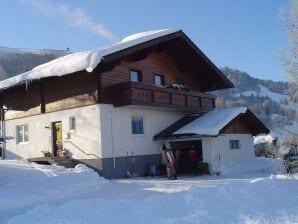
[69,116,76,131]
[229,140,240,150]
[16,124,29,144]
[131,116,144,135]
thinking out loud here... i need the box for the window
[154,74,165,86]
[69,117,76,131]
[131,116,144,135]
[130,69,142,82]
[16,125,29,143]
[230,140,240,150]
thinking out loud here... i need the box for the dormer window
[154,74,165,86]
[130,69,142,82]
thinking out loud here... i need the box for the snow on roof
[0,29,179,90]
[174,107,247,136]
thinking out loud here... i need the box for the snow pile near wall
[1,160,298,224]
[175,107,247,136]
[220,157,285,175]
[0,160,105,185]
[0,29,179,90]
[0,160,107,223]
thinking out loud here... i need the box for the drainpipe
[110,110,115,169]
[0,107,7,159]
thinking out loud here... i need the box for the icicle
[25,79,32,91]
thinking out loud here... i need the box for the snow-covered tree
[282,0,298,102]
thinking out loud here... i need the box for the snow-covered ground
[233,84,286,103]
[1,159,298,224]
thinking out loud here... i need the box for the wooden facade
[101,51,203,91]
[222,117,254,134]
[3,71,98,120]
[221,111,269,136]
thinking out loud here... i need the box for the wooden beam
[97,74,102,103]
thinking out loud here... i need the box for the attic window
[130,69,142,82]
[154,74,165,86]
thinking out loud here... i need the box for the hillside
[0,48,69,80]
[214,67,298,141]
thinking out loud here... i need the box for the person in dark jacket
[162,144,177,180]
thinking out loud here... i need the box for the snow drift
[1,159,298,224]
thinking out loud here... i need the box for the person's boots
[171,174,177,180]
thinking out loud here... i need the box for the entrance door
[52,121,63,157]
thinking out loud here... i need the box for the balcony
[106,82,216,112]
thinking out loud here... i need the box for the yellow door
[53,122,63,157]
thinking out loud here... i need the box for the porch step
[28,157,80,168]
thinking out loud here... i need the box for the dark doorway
[170,140,204,175]
[52,121,63,157]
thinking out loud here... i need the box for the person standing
[162,144,177,180]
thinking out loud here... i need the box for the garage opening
[170,140,208,175]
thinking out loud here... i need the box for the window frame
[229,140,240,150]
[16,124,29,144]
[154,73,165,86]
[131,115,144,135]
[129,69,142,82]
[69,116,76,132]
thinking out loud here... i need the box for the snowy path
[1,160,298,224]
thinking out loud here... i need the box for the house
[0,29,269,178]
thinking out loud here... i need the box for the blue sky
[0,0,289,81]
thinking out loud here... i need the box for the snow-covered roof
[0,29,179,90]
[174,107,248,136]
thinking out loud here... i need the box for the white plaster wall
[5,105,102,160]
[7,103,254,170]
[99,105,183,158]
[202,137,213,167]
[207,134,255,172]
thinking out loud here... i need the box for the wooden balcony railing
[106,82,216,112]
